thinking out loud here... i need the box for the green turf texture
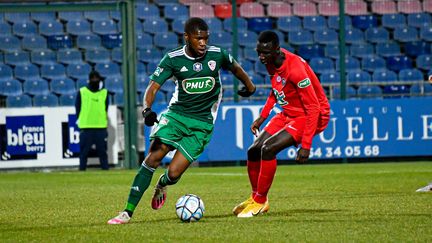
[0,162,431,242]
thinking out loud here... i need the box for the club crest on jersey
[298,78,311,88]
[193,62,202,72]
[208,60,216,71]
[276,76,282,82]
[154,67,163,77]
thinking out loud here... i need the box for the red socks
[247,160,260,197]
[254,159,277,204]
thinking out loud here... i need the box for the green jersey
[150,45,235,123]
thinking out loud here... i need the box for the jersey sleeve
[284,58,321,150]
[260,90,276,119]
[220,48,235,70]
[149,54,173,85]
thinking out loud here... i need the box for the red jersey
[260,48,330,149]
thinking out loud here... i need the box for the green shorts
[150,111,214,162]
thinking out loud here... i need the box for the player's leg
[95,129,109,170]
[79,129,91,171]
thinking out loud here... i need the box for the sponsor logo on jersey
[273,88,288,106]
[297,78,311,88]
[193,62,202,72]
[276,76,281,82]
[208,60,216,71]
[154,67,163,76]
[182,77,215,94]
[180,66,188,72]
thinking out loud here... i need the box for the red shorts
[263,113,329,145]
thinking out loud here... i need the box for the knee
[247,145,261,160]
[167,170,181,182]
[143,157,160,169]
[261,143,276,160]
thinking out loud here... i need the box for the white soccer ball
[175,194,205,222]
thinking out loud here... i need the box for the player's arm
[228,61,256,96]
[251,88,276,135]
[143,80,161,110]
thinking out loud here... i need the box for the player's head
[184,17,209,58]
[88,70,103,89]
[256,30,280,65]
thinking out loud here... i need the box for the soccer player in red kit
[234,30,330,218]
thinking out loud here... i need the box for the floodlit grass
[0,162,431,242]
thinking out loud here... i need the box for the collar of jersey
[183,45,207,61]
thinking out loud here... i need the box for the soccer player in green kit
[108,17,256,224]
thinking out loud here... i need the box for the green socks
[158,170,180,187]
[125,163,155,213]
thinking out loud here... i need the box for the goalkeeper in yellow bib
[108,17,256,224]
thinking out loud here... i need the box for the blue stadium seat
[171,18,187,34]
[41,63,66,80]
[57,49,83,64]
[288,30,314,45]
[76,34,102,50]
[110,10,120,22]
[31,50,56,65]
[5,51,30,66]
[372,69,398,83]
[382,14,406,29]
[250,73,266,85]
[12,22,37,37]
[50,78,76,95]
[255,87,270,99]
[33,93,58,107]
[22,35,47,51]
[160,79,176,93]
[137,62,147,75]
[163,4,189,21]
[84,11,111,21]
[303,16,327,31]
[223,88,234,101]
[237,58,254,73]
[382,85,410,98]
[352,15,378,30]
[113,92,124,106]
[203,18,223,33]
[101,34,121,49]
[0,22,12,37]
[58,11,84,22]
[210,31,232,49]
[220,73,234,86]
[416,54,432,71]
[314,29,338,45]
[333,86,357,99]
[320,72,340,84]
[375,42,401,57]
[347,70,371,83]
[4,12,31,24]
[31,12,56,23]
[146,62,158,75]
[66,63,91,80]
[59,93,76,106]
[142,18,168,34]
[327,16,352,30]
[223,18,248,33]
[410,83,432,95]
[0,79,22,96]
[14,64,40,81]
[85,48,111,64]
[6,94,32,107]
[404,41,431,57]
[386,56,412,72]
[0,64,13,81]
[137,48,163,64]
[365,27,389,43]
[324,45,345,59]
[23,78,50,96]
[393,27,418,42]
[111,48,122,63]
[39,21,64,36]
[136,4,160,21]
[336,57,361,72]
[361,55,386,72]
[277,16,302,33]
[136,33,153,49]
[66,20,92,35]
[420,26,432,42]
[153,91,167,104]
[237,31,258,48]
[345,28,365,44]
[0,36,21,52]
[350,43,375,58]
[95,62,121,77]
[309,57,334,74]
[154,32,179,50]
[297,44,324,60]
[398,68,424,82]
[254,61,268,76]
[247,17,273,33]
[136,75,149,93]
[76,78,88,89]
[92,20,118,35]
[47,35,73,50]
[105,76,123,94]
[357,85,382,98]
[407,13,431,28]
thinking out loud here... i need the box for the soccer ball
[175,194,205,222]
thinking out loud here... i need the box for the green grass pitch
[0,162,431,242]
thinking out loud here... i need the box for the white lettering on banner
[397,116,413,141]
[69,127,79,144]
[7,129,44,146]
[421,115,432,140]
[319,118,336,143]
[346,117,364,142]
[222,105,261,149]
[372,117,388,141]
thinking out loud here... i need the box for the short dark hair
[258,30,279,47]
[89,70,102,80]
[184,17,209,34]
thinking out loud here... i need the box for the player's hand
[237,86,256,97]
[142,108,158,127]
[296,148,310,163]
[250,117,266,136]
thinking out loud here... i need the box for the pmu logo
[2,115,45,160]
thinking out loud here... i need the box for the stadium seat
[5,51,30,66]
[14,64,40,81]
[382,85,410,98]
[365,27,389,43]
[171,19,187,35]
[58,11,84,22]
[237,58,254,72]
[31,12,56,23]
[371,1,397,15]
[66,63,92,80]
[33,93,58,107]
[249,73,265,85]
[424,0,432,12]
[309,57,334,74]
[220,73,234,86]
[223,18,248,33]
[350,43,374,59]
[214,3,235,19]
[420,26,432,41]
[382,14,406,29]
[357,85,382,98]
[136,33,153,49]
[47,35,73,50]
[76,78,88,89]
[164,4,189,21]
[288,30,314,45]
[76,34,102,50]
[85,48,111,64]
[0,22,12,37]
[239,2,265,18]
[4,12,31,24]
[372,69,398,83]
[333,86,357,99]
[352,15,378,30]
[277,16,302,33]
[142,18,169,34]
[22,35,47,51]
[297,44,324,60]
[59,93,76,106]
[336,57,361,72]
[137,48,163,64]
[23,78,50,96]
[318,1,339,16]
[407,13,431,28]
[57,49,83,65]
[0,64,14,81]
[237,31,258,48]
[6,94,32,108]
[303,16,327,31]
[0,36,20,52]
[203,18,223,33]
[101,34,122,49]
[154,32,179,50]
[327,16,352,30]
[50,78,76,95]
[39,21,64,36]
[12,22,37,37]
[137,62,147,76]
[254,61,268,76]
[398,68,424,82]
[386,56,412,72]
[92,20,118,35]
[397,0,422,14]
[267,2,292,17]
[345,1,368,16]
[84,11,111,21]
[345,28,365,44]
[105,76,123,94]
[136,3,160,21]
[189,4,215,18]
[324,45,343,59]
[361,55,387,72]
[320,72,340,84]
[292,2,317,17]
[393,27,418,42]
[416,54,432,71]
[405,41,431,57]
[346,70,371,84]
[247,17,272,33]
[111,48,122,63]
[146,62,158,75]
[210,31,232,49]
[31,50,56,65]
[95,62,121,77]
[41,63,66,80]
[314,29,338,45]
[0,79,22,96]
[136,75,149,93]
[375,42,401,57]
[66,20,92,36]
